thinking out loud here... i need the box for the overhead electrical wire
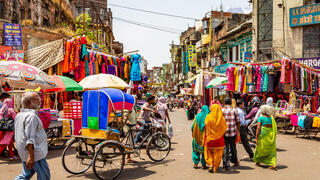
[113,17,181,34]
[109,3,200,21]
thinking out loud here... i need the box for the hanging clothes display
[130,54,142,81]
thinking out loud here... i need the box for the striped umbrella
[43,75,83,92]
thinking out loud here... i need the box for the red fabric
[207,136,225,148]
[0,139,14,157]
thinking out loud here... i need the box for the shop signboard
[290,3,320,27]
[244,52,252,62]
[295,57,320,69]
[188,45,197,67]
[3,23,22,47]
[214,63,234,74]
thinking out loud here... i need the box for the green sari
[191,105,210,153]
[253,116,277,166]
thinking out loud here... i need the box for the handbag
[0,109,15,131]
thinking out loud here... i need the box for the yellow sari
[204,104,227,172]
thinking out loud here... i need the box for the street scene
[0,0,320,180]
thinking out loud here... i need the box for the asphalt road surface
[1,109,320,180]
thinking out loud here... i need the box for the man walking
[222,98,240,170]
[15,92,50,180]
[236,99,254,159]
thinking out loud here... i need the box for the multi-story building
[252,0,320,67]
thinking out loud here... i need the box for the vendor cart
[61,88,171,180]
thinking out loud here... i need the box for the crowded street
[1,109,319,180]
[1,0,320,179]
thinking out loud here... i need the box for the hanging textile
[130,54,142,81]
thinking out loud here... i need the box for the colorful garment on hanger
[107,65,117,76]
[227,67,235,91]
[62,40,71,73]
[280,57,286,84]
[130,54,142,81]
[69,40,76,71]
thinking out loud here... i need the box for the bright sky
[109,0,251,68]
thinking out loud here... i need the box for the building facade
[252,0,320,65]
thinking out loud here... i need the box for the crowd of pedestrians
[191,96,278,173]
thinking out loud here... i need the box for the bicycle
[121,121,171,162]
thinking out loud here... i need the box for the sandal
[208,167,214,173]
[9,156,18,161]
[193,164,198,169]
[201,165,208,170]
[126,159,138,164]
[255,162,260,166]
[269,166,277,171]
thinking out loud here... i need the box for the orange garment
[69,40,76,70]
[43,94,51,109]
[204,104,227,171]
[95,60,99,74]
[62,40,71,73]
[74,38,81,68]
[108,57,113,65]
[48,67,53,75]
[204,146,224,172]
[57,62,63,75]
[124,56,129,79]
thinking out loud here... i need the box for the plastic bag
[168,123,174,138]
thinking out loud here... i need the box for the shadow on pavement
[240,157,254,162]
[234,165,254,170]
[276,148,287,152]
[259,164,288,170]
[217,168,240,174]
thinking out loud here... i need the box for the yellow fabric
[192,118,204,146]
[312,117,320,128]
[204,148,224,171]
[62,119,72,137]
[234,67,239,92]
[243,72,247,93]
[204,104,227,146]
[82,128,120,141]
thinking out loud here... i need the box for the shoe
[234,161,240,167]
[208,167,214,173]
[223,166,230,171]
[9,156,18,161]
[193,164,199,169]
[201,165,208,170]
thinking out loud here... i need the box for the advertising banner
[188,45,197,67]
[0,46,24,62]
[295,57,320,69]
[3,23,22,47]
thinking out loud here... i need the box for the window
[305,0,320,5]
[303,24,320,57]
[257,0,273,61]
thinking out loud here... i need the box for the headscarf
[157,97,167,110]
[266,97,273,106]
[192,105,210,146]
[204,104,227,145]
[0,98,13,117]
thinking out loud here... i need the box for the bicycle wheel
[146,132,171,162]
[93,142,125,180]
[62,138,93,174]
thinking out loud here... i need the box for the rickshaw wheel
[146,132,171,162]
[276,118,287,134]
[62,138,93,174]
[93,141,125,180]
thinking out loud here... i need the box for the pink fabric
[102,64,106,73]
[227,67,235,91]
[256,66,261,92]
[280,58,286,84]
[0,131,14,145]
[290,115,299,126]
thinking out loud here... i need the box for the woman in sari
[254,105,277,170]
[204,104,227,173]
[191,105,210,169]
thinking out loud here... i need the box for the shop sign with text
[290,3,320,27]
[296,57,320,69]
[3,23,22,47]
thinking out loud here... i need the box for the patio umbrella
[0,61,56,90]
[206,77,228,89]
[79,74,129,90]
[43,75,83,92]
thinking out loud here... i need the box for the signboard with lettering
[214,63,234,74]
[290,3,320,27]
[295,57,320,69]
[3,23,22,47]
[188,45,197,67]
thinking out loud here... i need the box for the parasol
[44,75,83,92]
[206,77,228,89]
[0,61,56,90]
[79,74,129,90]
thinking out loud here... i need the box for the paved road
[1,109,320,180]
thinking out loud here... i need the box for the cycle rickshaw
[61,88,171,180]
